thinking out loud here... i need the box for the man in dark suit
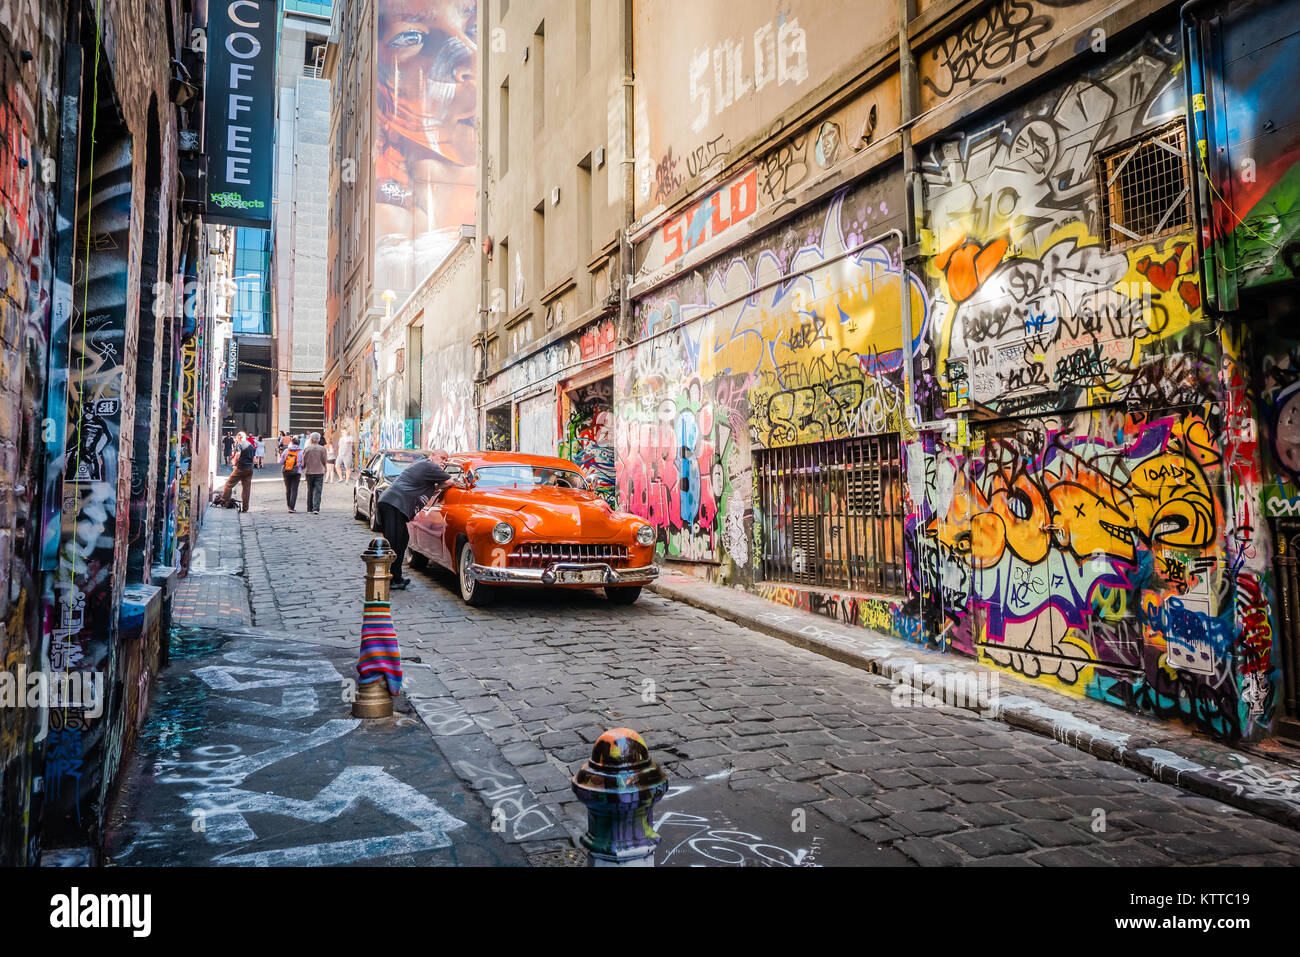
[376,449,453,589]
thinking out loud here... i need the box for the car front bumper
[469,562,660,586]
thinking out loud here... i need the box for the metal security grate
[757,434,905,595]
[1097,121,1192,250]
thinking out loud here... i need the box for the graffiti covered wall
[912,31,1277,740]
[620,172,917,572]
[418,244,478,453]
[623,20,1294,743]
[0,0,60,866]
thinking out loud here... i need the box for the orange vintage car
[406,451,659,606]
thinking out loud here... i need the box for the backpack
[283,448,300,472]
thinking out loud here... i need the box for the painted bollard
[571,728,669,866]
[353,537,403,718]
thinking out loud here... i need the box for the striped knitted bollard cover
[358,600,403,695]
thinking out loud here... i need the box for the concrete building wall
[478,0,630,460]
[292,76,331,384]
[414,241,479,453]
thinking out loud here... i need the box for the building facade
[272,1,333,439]
[324,0,478,459]
[616,0,1300,744]
[475,0,630,506]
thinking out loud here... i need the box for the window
[533,201,545,295]
[381,451,425,477]
[499,236,511,312]
[471,465,587,489]
[231,228,272,335]
[756,434,905,595]
[499,78,510,176]
[575,0,590,78]
[1096,121,1192,250]
[533,21,545,133]
[577,154,592,309]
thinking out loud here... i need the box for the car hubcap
[461,548,474,598]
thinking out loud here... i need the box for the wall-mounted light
[594,146,605,168]
[550,187,560,206]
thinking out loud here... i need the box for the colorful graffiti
[52,101,137,829]
[560,380,615,506]
[622,176,915,567]
[910,33,1279,740]
[1188,0,1300,301]
[755,583,922,644]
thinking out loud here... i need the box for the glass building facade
[231,228,272,335]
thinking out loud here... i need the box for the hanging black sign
[204,0,278,228]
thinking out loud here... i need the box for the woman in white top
[254,435,266,468]
[336,430,355,484]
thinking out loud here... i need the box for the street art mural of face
[910,33,1275,740]
[374,0,477,297]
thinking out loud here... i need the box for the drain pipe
[897,0,920,430]
[475,0,491,444]
[618,0,636,344]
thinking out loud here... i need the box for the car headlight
[636,524,655,546]
[492,521,515,544]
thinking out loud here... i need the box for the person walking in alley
[280,434,304,512]
[221,431,256,511]
[376,448,453,589]
[302,432,329,514]
[254,434,266,468]
[326,440,339,483]
[222,432,234,461]
[336,428,355,485]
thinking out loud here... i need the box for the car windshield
[382,452,425,478]
[473,465,588,489]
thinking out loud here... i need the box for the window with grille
[1096,121,1192,250]
[756,434,905,595]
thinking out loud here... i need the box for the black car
[353,449,428,531]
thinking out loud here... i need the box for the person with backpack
[280,434,305,512]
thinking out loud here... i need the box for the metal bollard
[352,537,401,718]
[571,728,668,866]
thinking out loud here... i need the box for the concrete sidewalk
[651,572,1300,830]
[103,502,547,867]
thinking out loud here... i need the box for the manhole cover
[527,847,586,867]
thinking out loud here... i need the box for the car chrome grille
[509,543,631,568]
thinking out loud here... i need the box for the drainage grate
[526,847,586,867]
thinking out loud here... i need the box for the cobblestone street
[181,470,1300,867]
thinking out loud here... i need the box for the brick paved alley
[157,470,1300,867]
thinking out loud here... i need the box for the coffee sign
[204,0,278,228]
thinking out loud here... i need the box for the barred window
[756,434,905,595]
[1096,121,1192,250]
